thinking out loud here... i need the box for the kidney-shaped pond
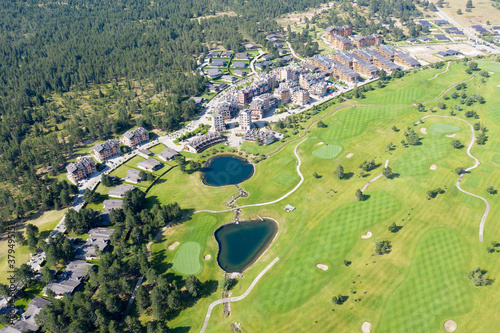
[215,219,278,273]
[202,155,254,186]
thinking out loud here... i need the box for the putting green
[172,241,202,275]
[312,144,342,159]
[429,123,461,135]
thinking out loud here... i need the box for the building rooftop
[103,199,123,210]
[158,147,179,161]
[137,158,162,170]
[233,62,247,68]
[108,184,136,198]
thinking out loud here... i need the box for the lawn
[0,209,66,284]
[360,62,471,105]
[143,59,500,332]
[145,166,239,212]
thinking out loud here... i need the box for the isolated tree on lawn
[355,189,364,201]
[383,167,393,179]
[334,165,345,180]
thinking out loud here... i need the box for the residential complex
[324,26,383,50]
[122,127,149,147]
[242,129,276,145]
[92,139,120,162]
[66,156,96,184]
[186,132,225,153]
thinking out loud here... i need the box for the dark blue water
[202,155,254,186]
[215,219,278,273]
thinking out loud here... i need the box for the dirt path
[199,257,280,333]
[420,115,489,242]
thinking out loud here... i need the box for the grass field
[140,59,500,332]
[172,242,202,275]
[0,209,66,284]
[360,62,470,105]
[312,144,342,159]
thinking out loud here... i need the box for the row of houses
[307,46,419,83]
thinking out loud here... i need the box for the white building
[238,109,253,131]
[213,113,225,132]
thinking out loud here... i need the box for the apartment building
[212,113,225,132]
[351,34,383,48]
[122,127,149,147]
[292,90,310,105]
[92,139,120,162]
[331,61,360,83]
[238,109,253,131]
[66,157,96,184]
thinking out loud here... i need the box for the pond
[215,219,278,273]
[202,155,254,186]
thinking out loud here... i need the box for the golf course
[144,59,500,332]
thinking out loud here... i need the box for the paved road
[420,115,489,242]
[249,49,265,73]
[361,160,389,192]
[286,41,305,62]
[199,257,280,333]
[120,276,144,323]
[431,5,500,52]
[428,61,451,81]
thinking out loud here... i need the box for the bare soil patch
[444,320,457,332]
[361,231,372,239]
[168,241,180,250]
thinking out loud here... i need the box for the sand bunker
[168,241,180,250]
[420,127,427,134]
[316,264,328,271]
[317,142,324,145]
[361,231,372,239]
[489,71,494,75]
[204,254,211,260]
[430,164,437,170]
[444,320,457,332]
[361,322,371,333]
[346,153,354,158]
[446,134,456,138]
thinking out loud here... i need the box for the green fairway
[429,123,461,135]
[312,144,342,159]
[172,242,202,275]
[147,60,500,333]
[378,228,473,333]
